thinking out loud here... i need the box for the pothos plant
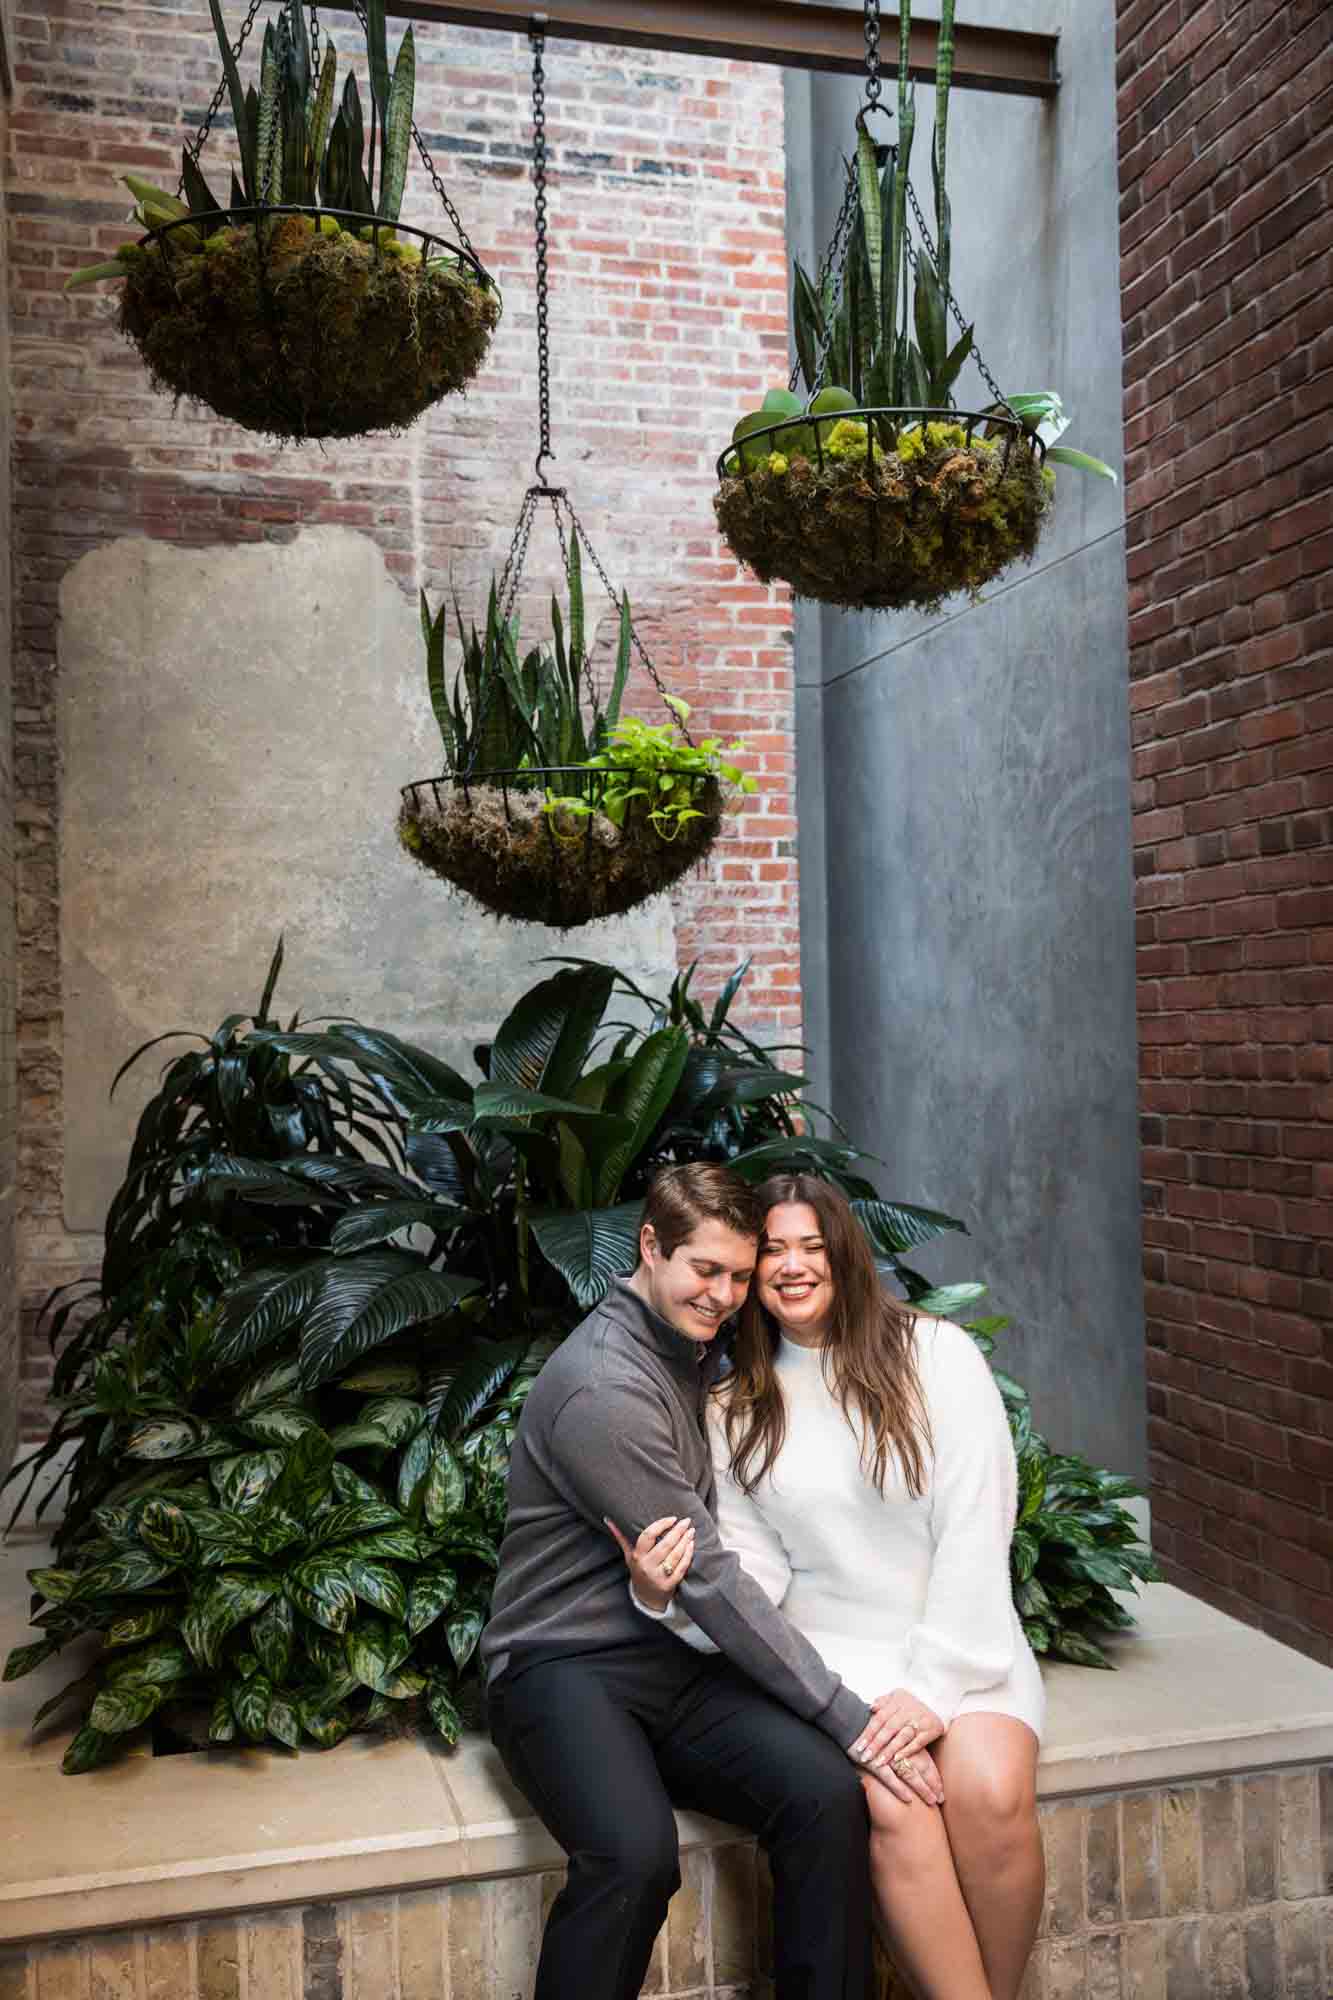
[716,0,1115,612]
[3,948,1155,1770]
[66,0,499,440]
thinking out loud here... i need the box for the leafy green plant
[3,949,1155,1767]
[545,701,757,841]
[419,531,631,782]
[63,1,498,441]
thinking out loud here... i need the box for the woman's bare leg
[936,1717,1043,2000]
[862,1776,992,2000]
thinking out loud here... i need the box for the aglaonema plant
[3,950,1156,1768]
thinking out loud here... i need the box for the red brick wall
[1118,0,1333,1662]
[8,3,797,1435]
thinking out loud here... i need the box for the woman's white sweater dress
[642,1316,1045,1736]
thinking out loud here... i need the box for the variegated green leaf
[135,1499,197,1565]
[346,1558,407,1623]
[286,1557,356,1634]
[405,1565,457,1637]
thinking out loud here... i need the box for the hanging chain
[177,0,265,191]
[789,156,860,396]
[863,0,882,110]
[309,2,321,89]
[903,178,1016,417]
[529,30,554,482]
[346,0,478,256]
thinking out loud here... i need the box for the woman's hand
[850,1690,946,1783]
[606,1514,696,1613]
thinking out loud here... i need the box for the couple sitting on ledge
[482,1163,1045,2000]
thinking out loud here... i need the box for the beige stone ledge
[3,1524,1333,1947]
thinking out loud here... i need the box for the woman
[614,1174,1044,2000]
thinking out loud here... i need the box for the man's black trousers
[489,1637,872,2000]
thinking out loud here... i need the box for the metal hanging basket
[399,33,725,929]
[714,4,1052,614]
[117,1,500,440]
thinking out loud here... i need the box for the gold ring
[892,1755,914,1777]
[663,1558,675,1575]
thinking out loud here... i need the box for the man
[483,1162,902,1999]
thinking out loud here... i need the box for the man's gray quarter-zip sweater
[480,1276,872,1751]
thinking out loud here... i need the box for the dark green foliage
[4,947,1155,1769]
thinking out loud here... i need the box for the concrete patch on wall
[58,527,675,1233]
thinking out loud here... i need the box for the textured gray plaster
[789,1,1144,1476]
[59,528,674,1231]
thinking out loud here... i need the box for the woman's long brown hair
[722,1174,930,1497]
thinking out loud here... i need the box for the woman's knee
[943,1757,1038,1852]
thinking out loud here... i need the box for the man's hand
[607,1514,696,1613]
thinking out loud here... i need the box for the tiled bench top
[4,1524,1333,1945]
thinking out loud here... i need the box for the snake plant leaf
[180,148,222,221]
[855,123,884,326]
[567,531,586,681]
[380,26,415,220]
[913,253,947,388]
[208,0,255,198]
[933,0,956,294]
[342,73,372,215]
[256,24,281,203]
[307,39,338,184]
[792,263,826,396]
[606,593,632,732]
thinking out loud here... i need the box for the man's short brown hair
[640,1162,764,1258]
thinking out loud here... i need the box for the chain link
[529,30,553,481]
[177,0,265,193]
[863,0,882,110]
[904,177,1015,416]
[309,2,321,89]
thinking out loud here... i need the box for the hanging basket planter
[398,487,751,929]
[67,1,500,441]
[716,405,1050,615]
[714,0,1114,614]
[399,769,724,929]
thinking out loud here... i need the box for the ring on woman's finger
[663,1557,675,1575]
[891,1754,915,1778]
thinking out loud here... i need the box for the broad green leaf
[347,1612,409,1692]
[214,1260,324,1369]
[529,1202,642,1309]
[301,1702,352,1749]
[232,1357,303,1413]
[426,1673,463,1744]
[331,1462,392,1509]
[1045,445,1118,483]
[406,1565,457,1636]
[286,1557,356,1634]
[852,1198,967,1256]
[1047,1629,1113,1669]
[342,1527,429,1563]
[331,1201,462,1255]
[433,1525,499,1570]
[910,1282,987,1318]
[89,1681,165,1735]
[306,1500,403,1548]
[346,1558,407,1623]
[490,968,614,1103]
[339,1362,422,1395]
[104,1639,192,1689]
[62,1723,117,1774]
[135,1499,197,1565]
[470,1082,623,1125]
[358,1397,425,1446]
[73,1551,174,1597]
[269,1427,336,1517]
[238,1405,320,1447]
[209,1691,236,1742]
[430,1336,529,1439]
[3,1637,56,1682]
[232,1671,274,1742]
[397,1428,432,1514]
[445,1604,484,1670]
[182,1572,279,1669]
[125,1417,208,1461]
[298,1254,480,1388]
[106,1605,176,1649]
[267,1693,302,1749]
[27,1567,80,1604]
[211,1451,285,1514]
[424,1441,466,1527]
[252,1593,294,1682]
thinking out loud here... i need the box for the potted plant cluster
[715,0,1114,612]
[67,0,500,440]
[3,945,1157,1771]
[398,531,756,927]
